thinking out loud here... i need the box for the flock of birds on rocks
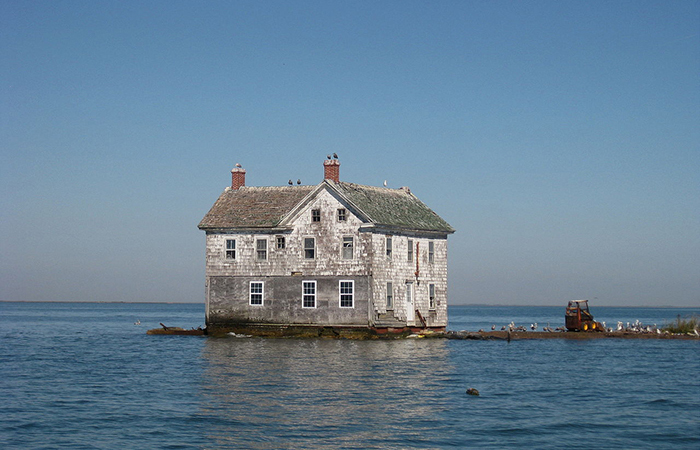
[478,322,563,333]
[474,319,699,335]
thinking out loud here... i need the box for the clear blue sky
[1,0,698,306]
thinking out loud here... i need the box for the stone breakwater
[149,325,699,340]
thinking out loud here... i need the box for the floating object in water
[134,320,141,325]
[466,388,480,396]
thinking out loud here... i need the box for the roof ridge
[230,185,314,191]
[337,181,406,193]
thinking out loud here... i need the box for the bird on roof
[383,180,387,187]
[297,179,301,185]
[235,163,242,168]
[327,154,331,159]
[288,180,293,185]
[333,153,338,159]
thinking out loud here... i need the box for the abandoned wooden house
[198,157,455,337]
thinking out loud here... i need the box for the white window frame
[342,236,353,260]
[429,283,436,310]
[386,282,393,310]
[339,280,354,308]
[256,238,267,261]
[302,280,317,308]
[225,239,236,260]
[249,281,264,306]
[304,237,315,259]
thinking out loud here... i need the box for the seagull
[333,153,338,159]
[288,180,293,185]
[327,154,332,159]
[530,323,537,331]
[297,179,301,185]
[235,163,242,168]
[491,325,496,331]
[134,320,141,325]
[383,180,387,187]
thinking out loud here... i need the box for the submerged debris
[466,388,480,396]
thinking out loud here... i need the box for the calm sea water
[1,302,698,449]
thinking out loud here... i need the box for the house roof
[198,185,315,229]
[330,181,454,233]
[198,180,455,234]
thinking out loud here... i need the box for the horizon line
[1,300,696,308]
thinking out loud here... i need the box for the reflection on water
[199,338,452,449]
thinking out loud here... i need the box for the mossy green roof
[332,181,454,233]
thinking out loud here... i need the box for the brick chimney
[231,164,246,190]
[323,158,340,183]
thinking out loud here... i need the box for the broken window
[256,239,267,260]
[342,236,353,259]
[304,238,315,259]
[225,239,236,260]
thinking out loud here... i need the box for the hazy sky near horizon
[1,1,698,306]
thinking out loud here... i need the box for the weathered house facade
[198,158,455,337]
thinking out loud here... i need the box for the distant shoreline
[0,300,696,308]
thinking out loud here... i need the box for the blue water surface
[0,302,698,449]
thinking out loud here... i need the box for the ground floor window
[429,283,436,310]
[339,280,354,308]
[302,281,316,308]
[250,281,264,306]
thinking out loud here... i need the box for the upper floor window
[342,236,353,259]
[429,284,436,310]
[339,280,354,308]
[304,237,315,259]
[386,282,393,309]
[256,239,267,260]
[277,236,286,249]
[386,236,392,259]
[250,281,264,306]
[337,208,347,222]
[312,209,321,222]
[408,239,414,262]
[225,239,236,260]
[428,241,434,263]
[302,281,316,308]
